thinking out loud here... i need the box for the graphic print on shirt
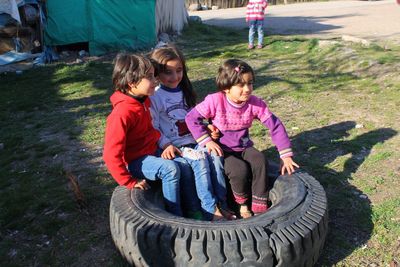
[164,98,191,138]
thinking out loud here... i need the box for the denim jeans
[197,146,228,210]
[176,147,218,220]
[171,157,201,215]
[128,155,182,216]
[249,20,264,46]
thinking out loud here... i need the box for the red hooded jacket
[103,91,160,188]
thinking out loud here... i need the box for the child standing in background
[103,53,197,217]
[246,0,268,49]
[149,45,235,221]
[186,59,299,218]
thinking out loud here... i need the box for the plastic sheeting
[0,0,21,23]
[44,0,156,55]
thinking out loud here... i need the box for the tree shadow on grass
[0,62,130,266]
[262,121,397,266]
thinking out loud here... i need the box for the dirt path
[189,0,400,44]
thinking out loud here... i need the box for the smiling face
[224,72,254,104]
[158,59,184,89]
[127,66,158,97]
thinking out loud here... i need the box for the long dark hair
[149,45,196,107]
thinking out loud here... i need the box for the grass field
[0,22,399,266]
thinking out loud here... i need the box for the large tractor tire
[110,170,328,267]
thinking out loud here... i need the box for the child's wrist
[162,142,172,150]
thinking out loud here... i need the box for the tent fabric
[44,0,156,55]
[155,0,187,34]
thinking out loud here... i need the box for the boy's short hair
[216,59,255,91]
[112,53,156,93]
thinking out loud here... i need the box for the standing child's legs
[248,21,257,49]
[128,155,182,216]
[256,20,264,48]
[242,147,269,214]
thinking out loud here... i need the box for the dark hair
[112,53,156,94]
[149,44,196,107]
[216,59,255,91]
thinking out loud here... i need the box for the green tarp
[44,0,156,55]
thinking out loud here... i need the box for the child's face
[224,72,254,104]
[128,66,157,97]
[158,59,183,89]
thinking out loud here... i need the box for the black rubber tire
[109,171,328,267]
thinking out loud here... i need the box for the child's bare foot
[212,206,226,221]
[239,204,253,219]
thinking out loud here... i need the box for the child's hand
[205,141,224,157]
[280,157,299,175]
[207,124,220,140]
[134,179,150,190]
[161,144,182,160]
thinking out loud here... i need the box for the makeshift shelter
[0,0,43,55]
[44,0,188,56]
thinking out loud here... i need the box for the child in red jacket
[103,53,195,216]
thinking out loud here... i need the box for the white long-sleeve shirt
[150,85,196,149]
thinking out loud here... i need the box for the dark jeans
[224,146,269,213]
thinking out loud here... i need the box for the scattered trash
[291,127,299,130]
[78,50,87,57]
[189,15,202,23]
[158,32,171,43]
[66,171,87,210]
[359,194,368,199]
[33,46,59,66]
[355,124,364,129]
[0,51,39,66]
[342,35,370,47]
[8,249,17,258]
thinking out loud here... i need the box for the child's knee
[162,161,180,178]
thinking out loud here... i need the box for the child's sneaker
[248,44,254,49]
[256,44,263,49]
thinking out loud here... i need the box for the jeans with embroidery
[128,154,183,216]
[249,20,264,46]
[175,147,218,220]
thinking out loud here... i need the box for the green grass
[0,21,399,266]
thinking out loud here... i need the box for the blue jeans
[128,155,183,216]
[249,20,264,46]
[197,146,228,210]
[176,147,218,220]
[171,157,202,215]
